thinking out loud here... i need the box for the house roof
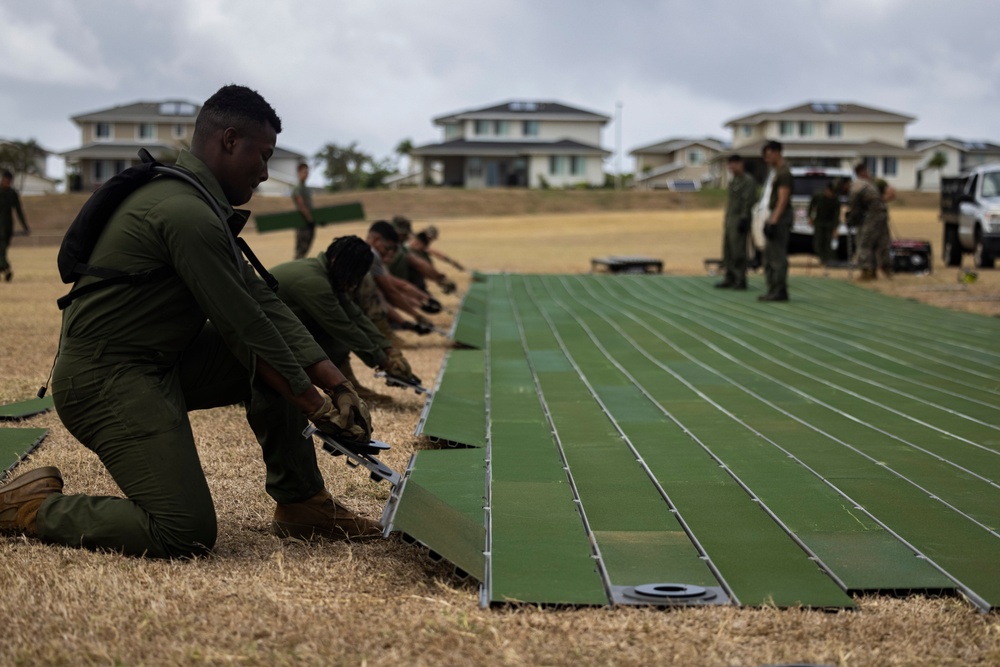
[72,100,201,124]
[629,137,727,156]
[721,139,920,160]
[725,102,915,127]
[908,137,1000,154]
[63,143,306,161]
[61,143,179,160]
[433,101,610,125]
[411,138,611,157]
[633,161,686,182]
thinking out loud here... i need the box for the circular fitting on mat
[623,583,716,602]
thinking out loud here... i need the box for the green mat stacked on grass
[0,428,48,479]
[0,396,54,420]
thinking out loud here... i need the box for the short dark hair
[368,220,399,244]
[297,162,309,171]
[1,170,12,180]
[325,235,373,291]
[762,140,783,155]
[854,161,869,176]
[194,84,282,140]
[727,155,743,164]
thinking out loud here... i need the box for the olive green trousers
[39,323,324,558]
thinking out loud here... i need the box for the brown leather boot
[272,489,382,541]
[0,466,63,535]
[336,357,392,405]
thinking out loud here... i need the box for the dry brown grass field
[1,192,998,666]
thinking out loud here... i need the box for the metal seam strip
[503,274,615,605]
[619,277,1000,497]
[479,276,494,608]
[579,276,993,612]
[522,276,740,605]
[661,276,1000,422]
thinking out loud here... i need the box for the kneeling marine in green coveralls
[0,85,381,557]
[269,235,420,405]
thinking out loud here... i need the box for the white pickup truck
[940,164,1000,268]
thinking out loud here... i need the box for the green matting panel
[0,396,54,420]
[1,428,49,478]
[254,202,365,232]
[389,273,1000,610]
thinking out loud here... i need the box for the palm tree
[395,138,415,175]
[0,139,46,190]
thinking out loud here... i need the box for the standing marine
[847,162,891,281]
[715,155,756,290]
[0,169,29,281]
[759,141,793,302]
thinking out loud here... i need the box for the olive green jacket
[270,254,391,368]
[58,150,325,394]
[724,172,756,226]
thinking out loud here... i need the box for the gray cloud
[1,0,998,178]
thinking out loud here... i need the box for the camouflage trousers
[855,218,891,273]
[353,274,396,343]
[294,224,316,260]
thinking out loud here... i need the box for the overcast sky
[2,0,999,183]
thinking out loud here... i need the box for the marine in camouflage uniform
[847,178,890,279]
[716,155,756,289]
[291,163,315,259]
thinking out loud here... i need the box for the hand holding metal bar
[374,371,432,396]
[302,424,401,486]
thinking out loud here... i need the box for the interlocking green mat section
[390,274,1000,610]
[1,428,49,479]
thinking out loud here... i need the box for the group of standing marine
[715,140,897,300]
[0,84,459,560]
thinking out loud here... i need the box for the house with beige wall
[723,102,921,190]
[62,100,304,195]
[907,138,1000,191]
[411,101,611,188]
[629,137,726,190]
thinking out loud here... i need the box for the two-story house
[61,100,305,195]
[629,137,727,190]
[723,102,921,189]
[411,101,611,188]
[907,138,1000,191]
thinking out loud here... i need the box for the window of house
[570,156,586,176]
[494,120,511,136]
[882,156,898,177]
[550,156,568,175]
[95,123,112,141]
[474,120,491,136]
[137,123,155,141]
[779,121,795,136]
[799,121,813,137]
[828,122,843,137]
[444,123,461,140]
[688,149,704,165]
[742,125,752,138]
[864,156,878,175]
[173,124,186,139]
[467,157,482,178]
[523,120,539,137]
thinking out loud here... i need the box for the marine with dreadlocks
[269,235,420,404]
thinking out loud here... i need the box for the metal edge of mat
[1,430,49,482]
[414,346,457,439]
[522,275,735,607]
[479,290,495,608]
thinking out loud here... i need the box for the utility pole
[615,101,623,190]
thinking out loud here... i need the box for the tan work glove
[381,349,413,379]
[307,382,372,444]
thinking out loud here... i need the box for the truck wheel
[974,228,996,269]
[943,225,962,267]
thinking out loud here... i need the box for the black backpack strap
[56,266,174,310]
